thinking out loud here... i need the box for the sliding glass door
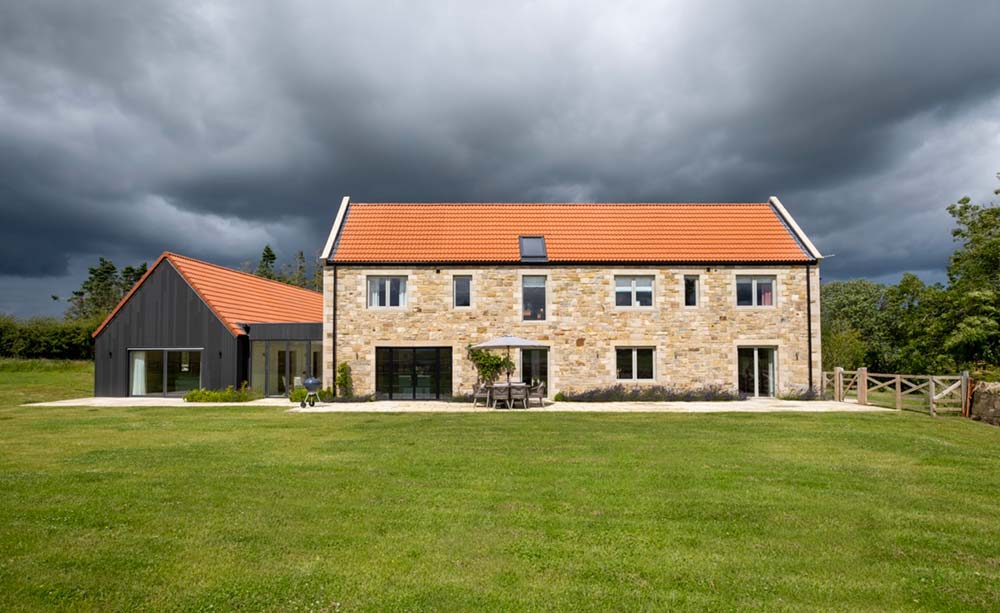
[129,349,201,396]
[130,351,163,396]
[738,347,776,397]
[375,347,453,400]
[521,349,548,388]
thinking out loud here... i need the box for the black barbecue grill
[300,377,322,408]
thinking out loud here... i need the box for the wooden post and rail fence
[821,368,973,417]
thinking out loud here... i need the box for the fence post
[961,371,970,417]
[928,377,936,417]
[895,375,902,410]
[857,367,868,405]
[834,367,844,402]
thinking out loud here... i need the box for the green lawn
[1,361,999,611]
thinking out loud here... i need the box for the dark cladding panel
[93,261,241,396]
[244,323,322,341]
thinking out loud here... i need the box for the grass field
[1,360,999,611]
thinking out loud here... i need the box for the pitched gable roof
[92,252,323,338]
[329,199,820,264]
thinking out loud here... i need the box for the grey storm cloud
[2,0,1000,316]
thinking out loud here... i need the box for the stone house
[320,198,822,399]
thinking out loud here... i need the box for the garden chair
[529,381,546,407]
[472,382,491,407]
[508,384,529,410]
[491,383,510,409]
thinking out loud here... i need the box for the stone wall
[323,264,821,398]
[970,382,1000,425]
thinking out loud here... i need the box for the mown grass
[1,361,999,611]
[0,358,92,407]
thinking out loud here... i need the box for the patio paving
[26,396,890,413]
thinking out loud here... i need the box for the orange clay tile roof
[93,252,323,338]
[330,202,815,263]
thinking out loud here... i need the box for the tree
[119,264,147,294]
[281,251,309,288]
[940,172,1000,367]
[947,172,1000,293]
[822,323,867,370]
[820,279,893,370]
[64,258,147,322]
[312,254,324,292]
[941,287,1000,367]
[256,245,277,279]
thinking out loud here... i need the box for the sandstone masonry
[323,264,821,398]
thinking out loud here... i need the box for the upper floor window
[684,275,699,307]
[368,276,407,308]
[522,275,546,320]
[616,347,655,380]
[736,275,775,307]
[615,275,653,307]
[453,275,471,308]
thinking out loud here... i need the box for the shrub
[288,387,308,403]
[336,362,354,398]
[778,387,819,401]
[184,383,262,403]
[554,391,567,401]
[558,384,744,402]
[466,346,514,384]
[0,314,98,360]
[318,387,336,402]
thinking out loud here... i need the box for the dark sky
[2,1,1000,318]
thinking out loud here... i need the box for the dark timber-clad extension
[92,252,323,397]
[94,260,243,396]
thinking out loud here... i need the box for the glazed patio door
[738,347,775,397]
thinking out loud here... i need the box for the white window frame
[452,275,472,309]
[615,346,656,381]
[682,274,700,308]
[614,275,654,309]
[735,275,777,308]
[367,275,408,309]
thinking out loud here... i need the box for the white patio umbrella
[471,335,548,386]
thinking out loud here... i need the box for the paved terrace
[26,397,889,413]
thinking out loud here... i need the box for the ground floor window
[521,348,548,388]
[616,347,655,380]
[250,340,319,396]
[738,347,775,397]
[375,347,452,400]
[129,349,201,396]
